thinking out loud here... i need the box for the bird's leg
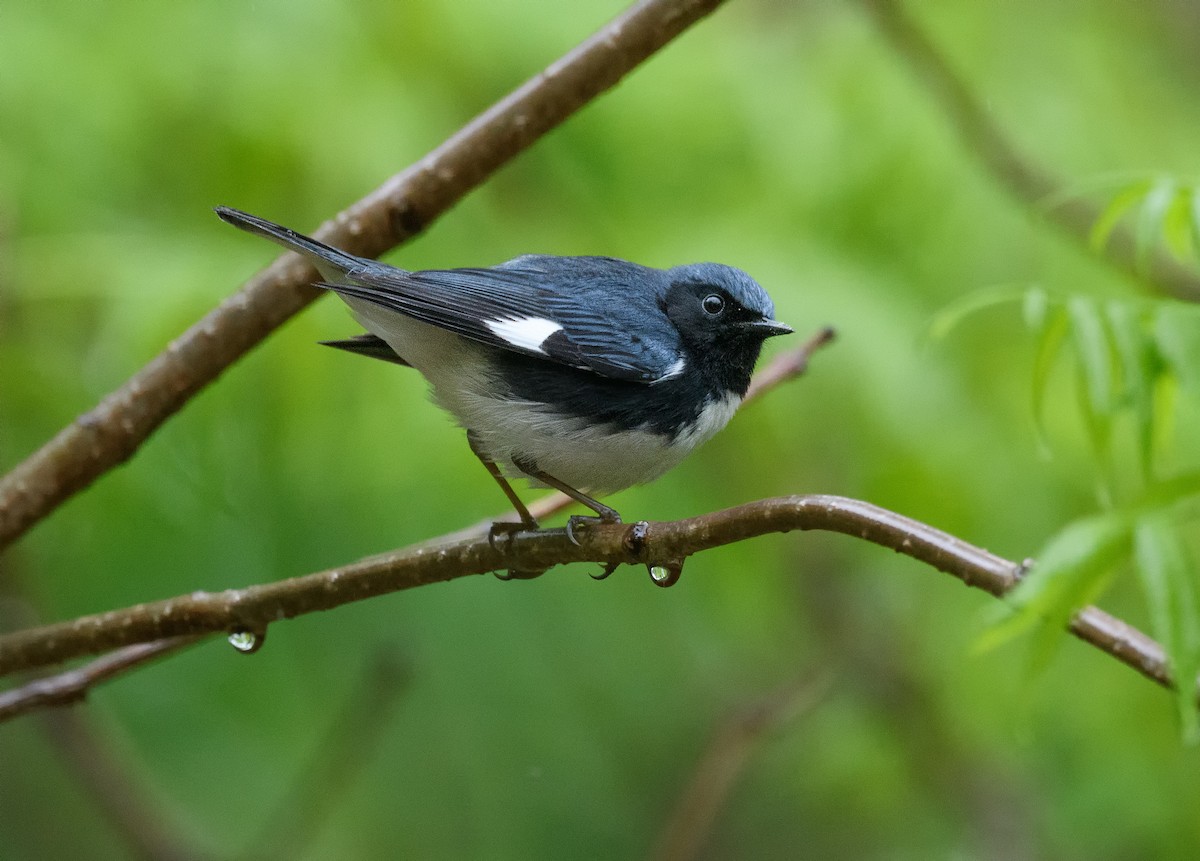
[467,433,538,535]
[511,455,621,547]
[468,434,548,580]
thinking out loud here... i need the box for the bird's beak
[742,318,794,338]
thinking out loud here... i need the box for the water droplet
[228,628,266,654]
[647,560,683,588]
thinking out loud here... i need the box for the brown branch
[743,325,835,405]
[0,335,828,722]
[0,635,200,722]
[862,0,1200,302]
[0,496,1187,704]
[649,671,833,861]
[0,0,729,554]
[41,708,210,861]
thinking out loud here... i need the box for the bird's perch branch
[0,329,835,722]
[0,495,1185,707]
[0,0,729,553]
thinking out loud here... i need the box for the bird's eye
[702,294,725,316]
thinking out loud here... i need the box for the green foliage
[1135,513,1200,741]
[1090,173,1200,267]
[937,186,1200,737]
[6,1,1200,858]
[981,511,1131,652]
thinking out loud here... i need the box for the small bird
[216,206,792,538]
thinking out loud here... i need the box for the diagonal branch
[40,708,211,861]
[862,0,1200,302]
[743,326,835,405]
[0,495,1187,707]
[650,671,833,861]
[0,0,729,554]
[0,635,201,721]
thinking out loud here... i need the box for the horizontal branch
[0,495,1183,703]
[0,0,728,554]
[0,328,834,723]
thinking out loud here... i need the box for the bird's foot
[591,561,621,581]
[494,566,547,581]
[487,517,539,551]
[488,518,546,580]
[565,509,622,547]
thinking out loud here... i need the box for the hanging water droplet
[647,560,683,588]
[228,628,266,654]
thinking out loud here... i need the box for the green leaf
[1103,301,1155,479]
[1031,303,1069,450]
[978,512,1132,654]
[1022,286,1050,331]
[1139,470,1200,511]
[1090,178,1152,252]
[1133,515,1200,742]
[1192,186,1200,257]
[1067,296,1117,465]
[1162,185,1197,262]
[1068,297,1115,415]
[925,284,1028,343]
[1153,304,1200,393]
[1135,177,1178,271]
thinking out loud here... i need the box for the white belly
[345,298,741,494]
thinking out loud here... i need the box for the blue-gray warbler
[217,206,791,537]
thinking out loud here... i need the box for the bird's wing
[321,261,682,383]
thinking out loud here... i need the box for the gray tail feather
[215,206,362,276]
[320,334,411,367]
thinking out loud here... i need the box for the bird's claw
[494,567,547,581]
[487,518,543,580]
[565,511,622,547]
[591,561,620,581]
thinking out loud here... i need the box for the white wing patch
[484,316,563,354]
[651,356,687,385]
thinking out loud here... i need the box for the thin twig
[649,671,833,861]
[41,708,210,861]
[743,325,835,405]
[0,635,202,722]
[0,495,1185,703]
[0,0,730,554]
[862,0,1200,301]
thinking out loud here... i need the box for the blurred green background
[3,0,1200,857]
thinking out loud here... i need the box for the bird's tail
[215,206,363,278]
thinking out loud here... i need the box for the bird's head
[662,263,792,395]
[668,260,788,341]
